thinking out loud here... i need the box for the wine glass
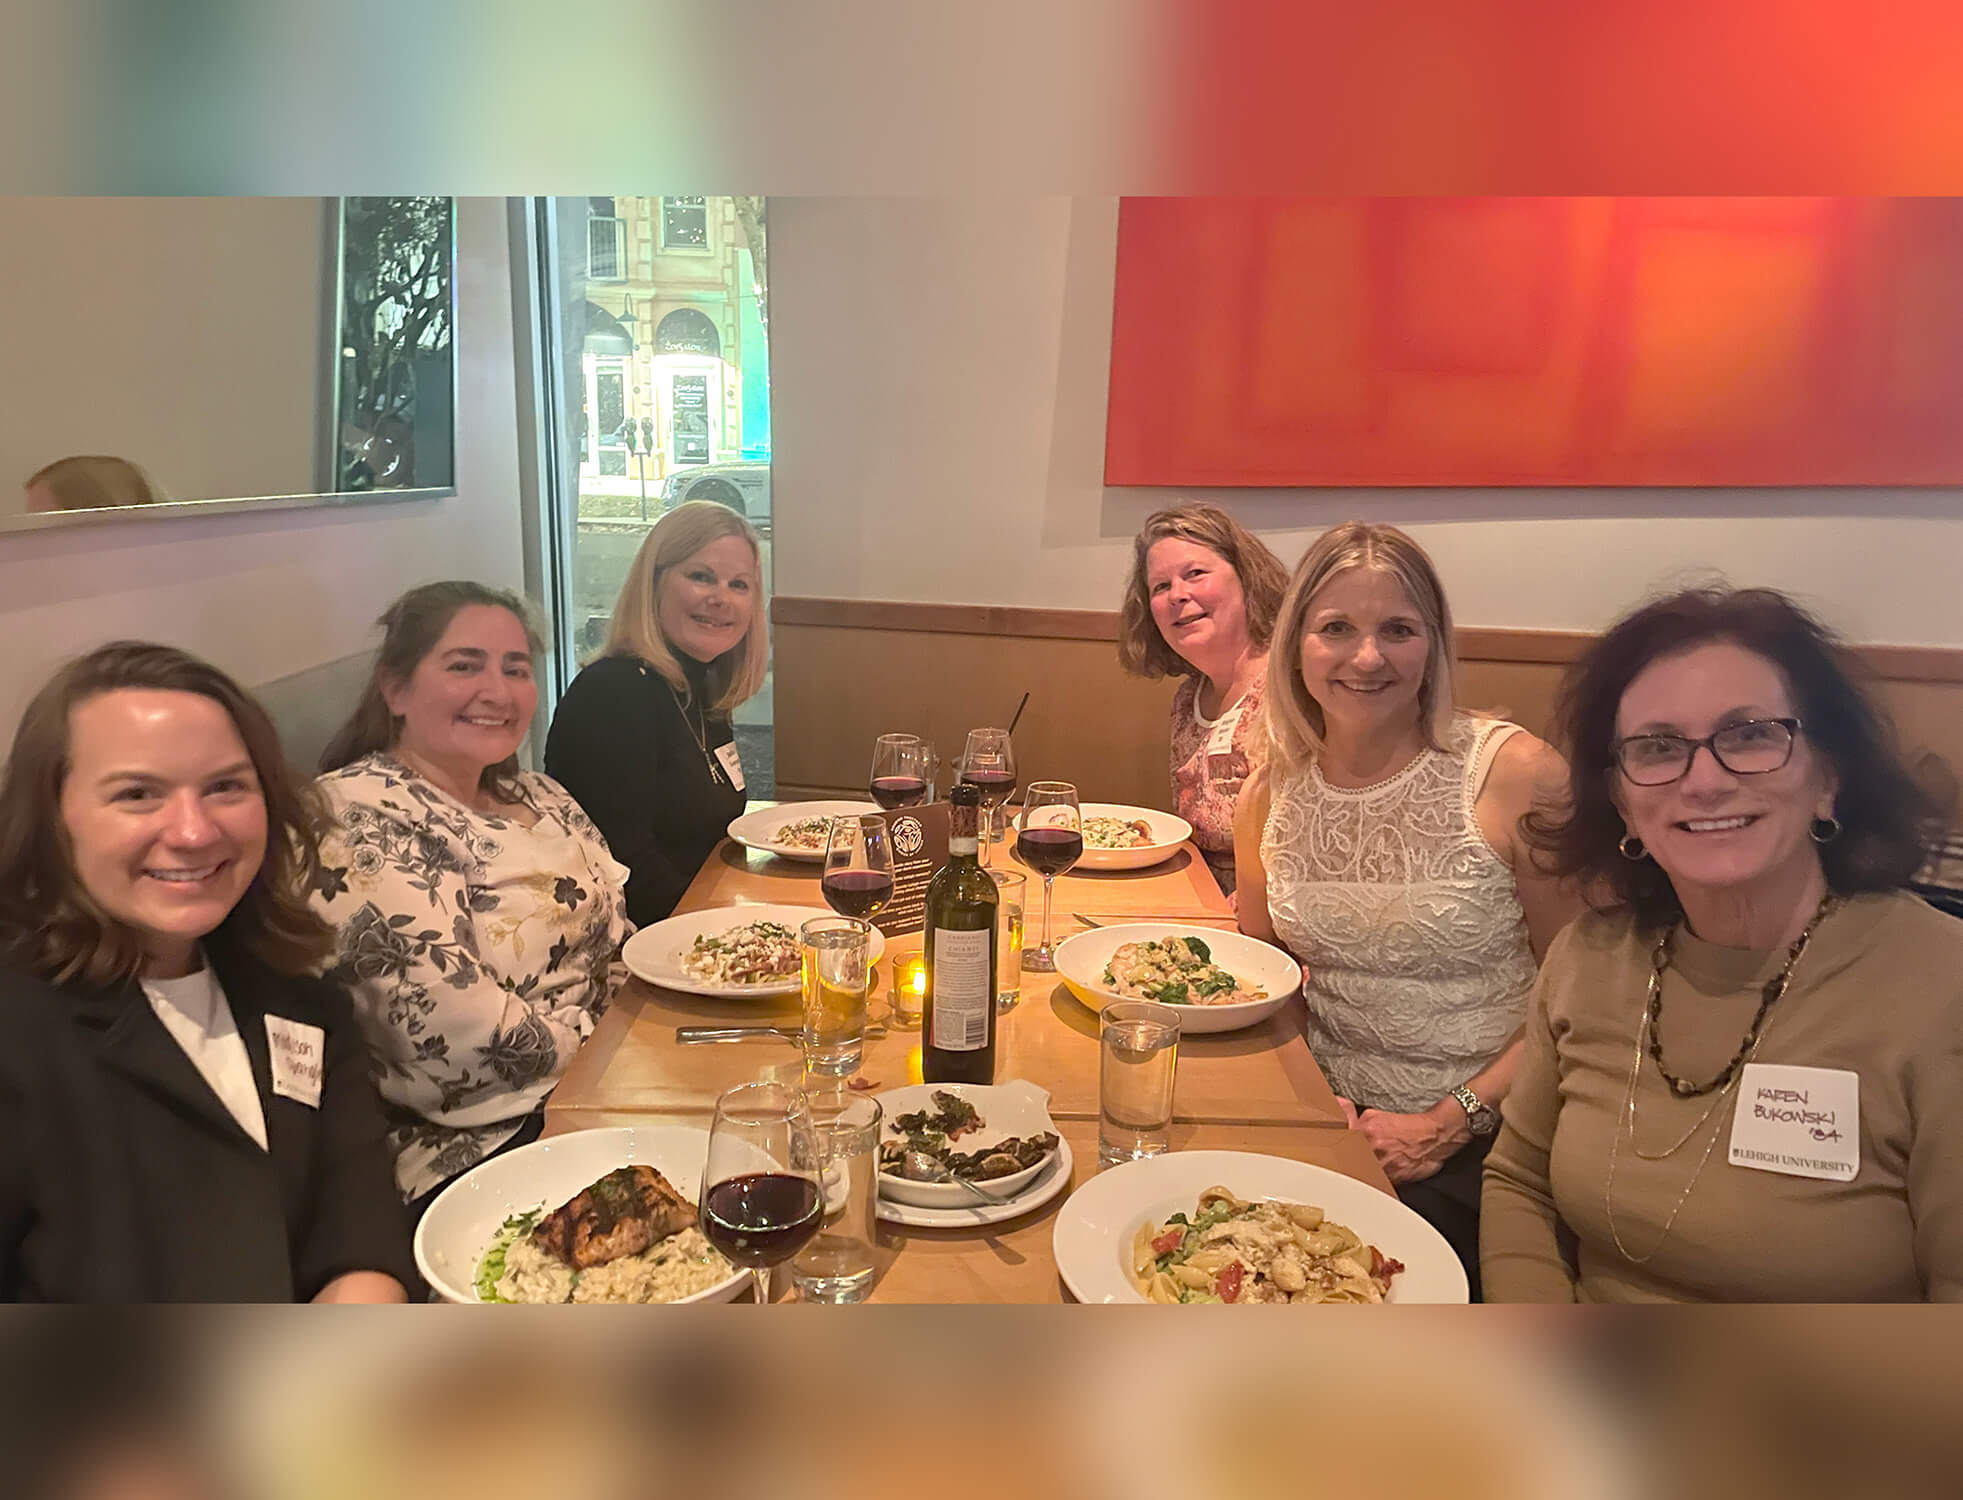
[698,1081,824,1306]
[958,727,1018,867]
[1015,781,1080,972]
[821,815,894,920]
[868,734,933,810]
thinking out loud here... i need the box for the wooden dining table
[547,819,1390,1302]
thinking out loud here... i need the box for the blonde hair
[25,455,166,512]
[1265,522,1459,774]
[604,502,768,713]
[1117,503,1290,680]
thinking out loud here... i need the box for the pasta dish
[1082,816,1155,849]
[1103,936,1265,1005]
[680,920,800,986]
[1131,1186,1403,1304]
[772,816,834,852]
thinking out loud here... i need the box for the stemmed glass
[698,1081,824,1306]
[958,727,1018,867]
[868,734,934,810]
[821,815,894,920]
[1015,781,1080,972]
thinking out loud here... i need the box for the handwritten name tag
[265,1015,326,1109]
[1727,1063,1859,1181]
[714,740,746,792]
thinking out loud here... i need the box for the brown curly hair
[0,642,336,986]
[1526,587,1931,928]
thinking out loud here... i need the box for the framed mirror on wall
[0,196,457,532]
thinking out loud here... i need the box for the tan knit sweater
[1482,891,1963,1302]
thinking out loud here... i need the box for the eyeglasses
[1612,717,1802,786]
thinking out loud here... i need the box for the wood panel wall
[772,599,1963,823]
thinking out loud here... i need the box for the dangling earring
[1809,815,1842,844]
[1618,833,1647,861]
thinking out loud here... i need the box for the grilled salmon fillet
[529,1165,698,1269]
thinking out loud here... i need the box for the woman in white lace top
[1235,523,1578,1296]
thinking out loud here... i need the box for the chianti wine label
[874,801,950,939]
[928,927,991,1050]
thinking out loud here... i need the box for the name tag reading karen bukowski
[1727,1063,1859,1182]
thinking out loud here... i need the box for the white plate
[877,1134,1076,1229]
[1051,922,1298,1034]
[874,1080,1061,1208]
[414,1125,750,1305]
[1015,802,1193,872]
[621,903,886,998]
[727,801,883,862]
[1051,1150,1468,1304]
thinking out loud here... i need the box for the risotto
[489,1219,734,1304]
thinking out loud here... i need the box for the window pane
[539,196,773,794]
[662,196,708,249]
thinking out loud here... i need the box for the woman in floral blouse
[312,582,629,1211]
[1117,504,1290,895]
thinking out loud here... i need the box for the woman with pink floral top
[1117,504,1289,895]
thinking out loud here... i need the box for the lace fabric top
[1261,714,1537,1113]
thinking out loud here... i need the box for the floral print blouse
[1169,674,1266,897]
[311,753,630,1201]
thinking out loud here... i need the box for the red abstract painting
[1104,198,1963,486]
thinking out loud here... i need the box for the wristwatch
[1449,1084,1501,1138]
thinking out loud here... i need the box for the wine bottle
[921,782,999,1084]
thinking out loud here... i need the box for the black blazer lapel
[73,978,262,1149]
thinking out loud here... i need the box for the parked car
[659,460,771,533]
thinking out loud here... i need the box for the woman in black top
[547,502,768,925]
[0,643,415,1302]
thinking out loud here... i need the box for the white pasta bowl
[1050,923,1298,1035]
[621,903,886,999]
[1015,802,1193,872]
[727,800,882,862]
[874,1079,1061,1208]
[1051,1150,1468,1304]
[415,1125,750,1305]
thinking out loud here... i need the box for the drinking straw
[1006,692,1031,736]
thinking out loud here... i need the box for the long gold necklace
[668,681,728,787]
[1604,895,1835,1266]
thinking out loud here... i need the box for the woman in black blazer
[547,502,769,925]
[0,642,415,1302]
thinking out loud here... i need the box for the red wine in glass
[821,868,894,918]
[1016,825,1083,875]
[959,768,1019,804]
[700,1173,824,1267]
[869,775,928,810]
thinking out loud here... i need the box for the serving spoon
[899,1150,1024,1205]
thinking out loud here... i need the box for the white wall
[0,197,330,510]
[770,197,1963,647]
[0,197,526,730]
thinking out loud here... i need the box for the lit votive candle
[892,951,926,1022]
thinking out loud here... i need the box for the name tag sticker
[714,740,746,792]
[265,1016,325,1109]
[1727,1063,1859,1181]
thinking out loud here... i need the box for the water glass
[791,1092,883,1304]
[988,868,1025,1013]
[799,917,873,1077]
[1098,1000,1180,1166]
